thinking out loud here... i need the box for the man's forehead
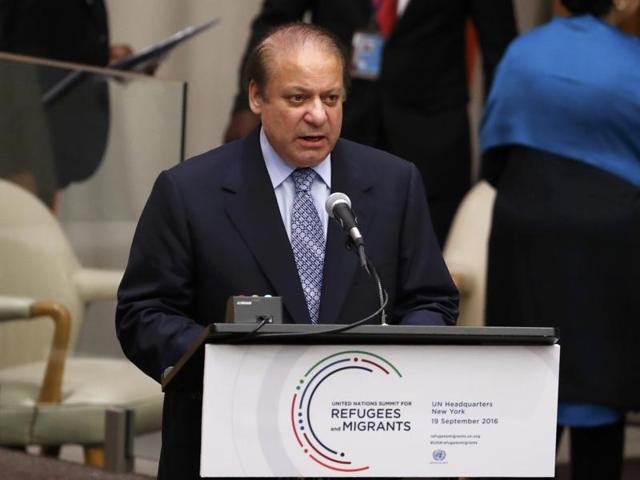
[274,43,341,66]
[269,47,343,81]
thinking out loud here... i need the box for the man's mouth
[299,135,325,143]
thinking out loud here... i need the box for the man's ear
[248,80,263,114]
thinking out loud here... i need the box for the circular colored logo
[290,350,402,473]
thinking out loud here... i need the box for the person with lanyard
[224,0,517,247]
[481,0,640,478]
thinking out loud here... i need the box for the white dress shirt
[260,128,331,241]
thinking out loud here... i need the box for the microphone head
[325,192,352,218]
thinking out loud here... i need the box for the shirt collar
[260,127,331,189]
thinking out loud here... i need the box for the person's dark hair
[243,22,350,97]
[560,0,613,16]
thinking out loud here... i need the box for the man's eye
[323,95,340,105]
[290,95,305,103]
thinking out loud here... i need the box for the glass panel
[0,53,183,450]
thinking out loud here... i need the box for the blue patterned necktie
[290,168,325,324]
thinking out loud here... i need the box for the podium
[163,324,560,478]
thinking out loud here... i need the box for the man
[224,0,518,246]
[117,23,458,479]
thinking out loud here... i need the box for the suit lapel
[318,140,375,324]
[221,134,377,325]
[222,130,310,324]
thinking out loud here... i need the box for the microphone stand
[354,242,388,326]
[230,202,390,339]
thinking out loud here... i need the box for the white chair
[0,178,162,465]
[442,180,496,327]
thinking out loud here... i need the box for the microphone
[325,192,388,326]
[325,193,364,247]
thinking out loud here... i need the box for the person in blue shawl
[480,0,640,478]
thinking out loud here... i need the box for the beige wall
[514,0,552,32]
[107,0,263,159]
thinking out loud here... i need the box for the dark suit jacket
[0,0,110,193]
[232,0,517,244]
[0,0,109,65]
[116,129,458,478]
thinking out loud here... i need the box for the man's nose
[303,97,328,125]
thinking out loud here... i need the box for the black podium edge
[161,324,558,391]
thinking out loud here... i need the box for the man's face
[249,44,344,168]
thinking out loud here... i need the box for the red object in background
[465,19,478,87]
[374,0,398,37]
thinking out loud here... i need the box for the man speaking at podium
[117,23,458,479]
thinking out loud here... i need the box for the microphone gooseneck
[250,191,389,336]
[325,192,388,326]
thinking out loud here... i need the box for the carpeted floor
[4,446,640,479]
[0,448,152,480]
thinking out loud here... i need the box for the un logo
[432,449,447,462]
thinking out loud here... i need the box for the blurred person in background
[0,0,131,209]
[481,0,640,478]
[224,0,517,246]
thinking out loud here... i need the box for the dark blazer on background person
[0,0,109,66]
[0,0,110,198]
[116,128,458,478]
[230,0,517,244]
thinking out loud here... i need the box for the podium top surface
[161,323,558,390]
[204,323,558,345]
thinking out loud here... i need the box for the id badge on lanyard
[350,0,395,80]
[351,31,385,80]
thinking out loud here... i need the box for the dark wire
[366,254,387,325]
[255,240,389,339]
[256,289,389,339]
[357,244,369,272]
[226,235,388,340]
[229,317,271,342]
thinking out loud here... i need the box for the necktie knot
[292,168,316,193]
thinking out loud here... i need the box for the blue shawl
[481,15,640,187]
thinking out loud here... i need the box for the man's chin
[287,149,331,168]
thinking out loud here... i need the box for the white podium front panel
[201,344,559,477]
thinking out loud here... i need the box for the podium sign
[201,343,559,478]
